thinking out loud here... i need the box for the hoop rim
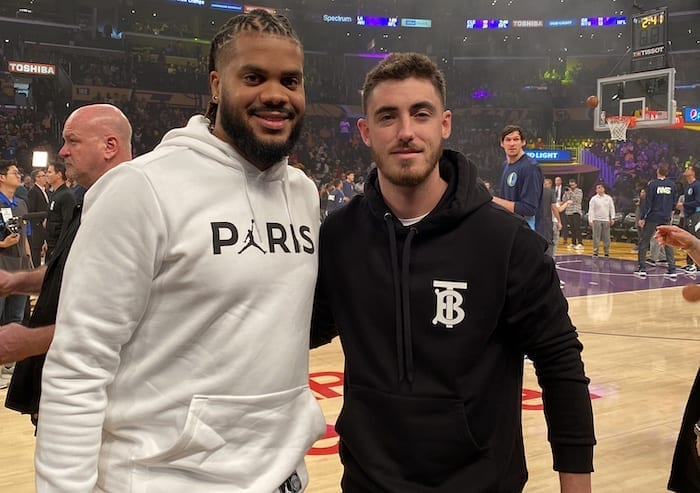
[605,115,636,124]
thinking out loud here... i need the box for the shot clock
[632,7,668,72]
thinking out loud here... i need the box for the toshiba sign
[8,61,56,76]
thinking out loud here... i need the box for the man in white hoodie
[35,9,325,493]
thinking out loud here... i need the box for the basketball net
[606,116,635,141]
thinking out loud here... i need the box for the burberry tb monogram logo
[432,280,468,329]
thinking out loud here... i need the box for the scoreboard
[631,7,668,72]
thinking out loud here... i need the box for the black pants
[637,220,675,271]
[567,213,582,245]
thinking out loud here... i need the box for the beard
[372,144,442,188]
[219,103,303,170]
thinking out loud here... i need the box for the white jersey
[36,116,325,492]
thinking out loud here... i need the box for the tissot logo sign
[8,61,56,76]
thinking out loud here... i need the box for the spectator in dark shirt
[44,162,76,262]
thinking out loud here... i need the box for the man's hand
[0,233,20,249]
[0,269,16,297]
[655,225,696,250]
[559,472,591,493]
[0,323,54,365]
[0,323,31,365]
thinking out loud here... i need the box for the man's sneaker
[657,258,668,264]
[592,253,598,258]
[664,272,678,280]
[645,259,657,267]
[604,253,610,258]
[683,264,697,272]
[574,243,584,250]
[633,269,647,278]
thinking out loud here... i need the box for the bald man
[1,104,132,424]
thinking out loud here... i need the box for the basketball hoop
[606,116,635,141]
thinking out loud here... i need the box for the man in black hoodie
[311,53,595,492]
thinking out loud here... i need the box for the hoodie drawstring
[281,172,302,239]
[401,226,417,382]
[384,212,417,384]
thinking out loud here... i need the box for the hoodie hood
[156,115,300,239]
[156,115,290,182]
[365,148,493,232]
[361,149,493,383]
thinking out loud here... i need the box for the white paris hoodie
[35,116,326,492]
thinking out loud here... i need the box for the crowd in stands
[3,96,699,226]
[18,36,700,110]
[0,108,55,174]
[3,28,700,223]
[588,133,700,213]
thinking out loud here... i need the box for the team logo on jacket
[432,280,468,328]
[507,172,518,187]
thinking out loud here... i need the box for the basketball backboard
[594,67,676,132]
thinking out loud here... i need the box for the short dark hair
[31,169,45,181]
[500,124,525,142]
[361,53,446,114]
[205,9,302,123]
[693,164,700,177]
[0,160,17,176]
[658,162,669,177]
[49,161,68,181]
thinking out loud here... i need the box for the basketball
[682,284,700,302]
[586,95,599,108]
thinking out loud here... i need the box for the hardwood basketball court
[1,241,698,492]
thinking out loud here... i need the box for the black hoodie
[312,150,595,492]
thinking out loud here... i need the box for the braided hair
[205,9,302,124]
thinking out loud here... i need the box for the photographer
[0,161,31,383]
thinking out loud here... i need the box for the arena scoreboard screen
[631,7,668,72]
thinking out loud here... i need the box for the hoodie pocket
[129,386,324,491]
[336,384,484,487]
